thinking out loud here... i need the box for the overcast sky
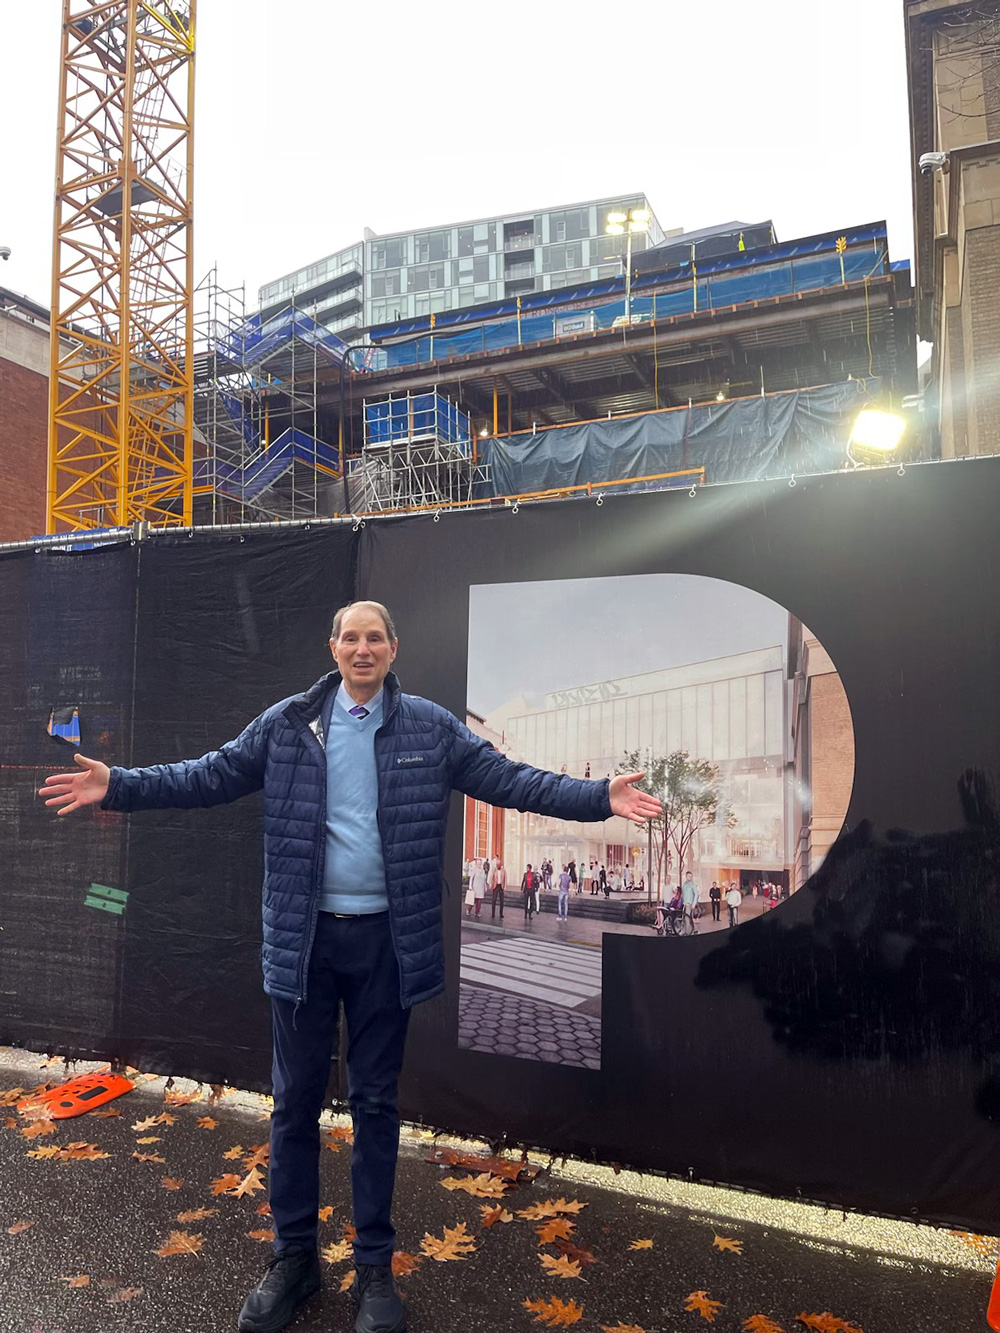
[467,575,790,717]
[2,2,915,312]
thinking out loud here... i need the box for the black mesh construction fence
[0,542,137,1058]
[0,526,354,1087]
[5,466,1000,1231]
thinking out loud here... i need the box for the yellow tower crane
[47,0,196,533]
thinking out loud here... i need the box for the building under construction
[24,3,919,539]
[186,216,918,524]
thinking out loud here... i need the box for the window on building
[549,207,590,243]
[729,678,747,759]
[592,234,623,264]
[476,801,489,859]
[370,270,401,298]
[371,238,407,270]
[414,231,452,263]
[544,243,584,273]
[369,299,403,325]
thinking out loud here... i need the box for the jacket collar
[284,670,402,726]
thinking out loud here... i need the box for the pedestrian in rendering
[470,858,486,917]
[542,858,553,892]
[521,863,539,918]
[490,859,507,919]
[569,858,579,894]
[599,864,608,897]
[557,865,571,919]
[709,881,722,923]
[39,599,663,1333]
[726,882,742,927]
[583,861,593,895]
[681,872,700,934]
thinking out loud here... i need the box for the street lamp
[605,207,651,325]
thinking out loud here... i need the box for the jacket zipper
[374,686,407,1004]
[295,710,327,1016]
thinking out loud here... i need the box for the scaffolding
[349,391,491,512]
[192,275,347,522]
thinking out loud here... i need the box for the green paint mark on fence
[84,883,128,916]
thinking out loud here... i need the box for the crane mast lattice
[47,0,196,532]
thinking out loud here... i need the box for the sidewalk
[460,890,770,948]
[0,1046,991,1333]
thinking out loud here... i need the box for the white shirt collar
[335,682,384,716]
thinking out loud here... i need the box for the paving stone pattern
[458,984,601,1069]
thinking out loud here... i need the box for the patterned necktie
[348,704,369,719]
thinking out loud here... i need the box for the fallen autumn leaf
[685,1291,725,1323]
[536,1218,575,1244]
[420,1222,477,1262]
[539,1253,583,1280]
[522,1295,584,1326]
[712,1234,743,1254]
[440,1172,508,1198]
[518,1199,588,1220]
[154,1230,204,1258]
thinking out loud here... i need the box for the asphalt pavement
[0,1046,992,1333]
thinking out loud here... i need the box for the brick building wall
[965,224,1000,453]
[0,311,49,542]
[808,672,855,870]
[909,8,1000,457]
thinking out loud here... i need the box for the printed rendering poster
[459,573,855,1070]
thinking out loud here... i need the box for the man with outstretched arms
[40,600,660,1333]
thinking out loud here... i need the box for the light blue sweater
[319,687,389,915]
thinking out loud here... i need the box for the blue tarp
[194,427,341,502]
[381,245,888,370]
[365,392,470,449]
[476,380,883,496]
[371,222,890,342]
[219,308,349,368]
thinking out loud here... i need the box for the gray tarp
[479,380,883,495]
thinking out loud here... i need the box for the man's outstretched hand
[608,772,662,825]
[38,753,110,816]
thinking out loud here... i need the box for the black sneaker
[238,1248,321,1333]
[351,1263,406,1333]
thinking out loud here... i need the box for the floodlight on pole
[846,408,906,468]
[605,206,652,324]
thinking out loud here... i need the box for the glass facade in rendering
[494,646,788,889]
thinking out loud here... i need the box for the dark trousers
[491,886,504,917]
[711,901,721,921]
[269,911,410,1266]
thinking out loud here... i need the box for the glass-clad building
[257,194,666,339]
[489,646,789,894]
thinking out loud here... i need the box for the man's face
[330,605,397,700]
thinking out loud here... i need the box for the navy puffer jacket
[102,671,613,1008]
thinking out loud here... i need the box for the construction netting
[478,380,892,494]
[2,460,1000,1232]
